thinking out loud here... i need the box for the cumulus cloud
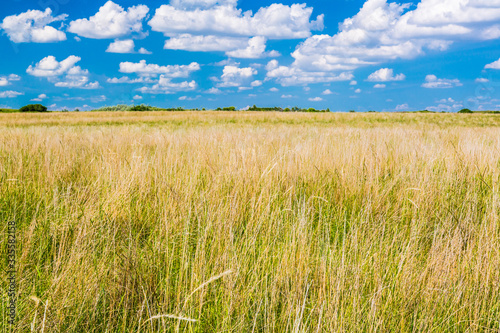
[138,47,152,54]
[0,91,24,98]
[0,74,21,87]
[149,3,323,39]
[217,65,257,88]
[281,94,293,98]
[322,89,334,95]
[422,74,462,88]
[107,76,156,84]
[275,0,500,85]
[395,103,409,111]
[31,93,47,101]
[269,87,279,92]
[26,55,100,89]
[265,59,353,86]
[133,95,143,100]
[308,97,323,102]
[374,84,386,88]
[170,0,237,10]
[207,87,222,94]
[107,39,135,53]
[367,68,405,82]
[226,37,280,59]
[106,39,152,54]
[138,75,197,94]
[119,60,200,77]
[1,8,67,43]
[485,58,500,69]
[164,34,278,58]
[475,78,490,83]
[68,1,149,39]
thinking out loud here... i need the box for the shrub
[19,104,48,112]
[458,108,473,114]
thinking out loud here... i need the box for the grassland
[1,111,500,332]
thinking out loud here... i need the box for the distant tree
[19,104,48,112]
[349,109,356,113]
[74,108,80,112]
[458,108,473,113]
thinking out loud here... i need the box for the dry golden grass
[1,111,500,332]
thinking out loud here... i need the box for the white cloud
[281,0,500,83]
[68,1,149,39]
[226,37,280,59]
[90,95,107,103]
[1,8,67,43]
[119,60,200,77]
[251,80,263,87]
[169,0,237,10]
[269,87,279,92]
[281,94,293,98]
[26,55,99,89]
[350,80,358,85]
[395,103,409,111]
[355,88,362,93]
[0,74,20,87]
[149,3,323,39]
[367,68,405,82]
[133,95,143,100]
[207,87,222,94]
[485,58,500,69]
[165,34,248,52]
[106,39,135,53]
[218,65,257,87]
[27,55,81,77]
[475,78,490,83]
[0,91,24,98]
[179,95,200,101]
[138,75,197,94]
[374,84,386,88]
[107,76,156,84]
[31,93,48,102]
[438,97,455,103]
[308,97,323,102]
[138,47,152,54]
[422,74,462,88]
[265,60,353,86]
[322,89,334,95]
[164,35,279,58]
[426,103,464,112]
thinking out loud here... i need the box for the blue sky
[1,0,500,111]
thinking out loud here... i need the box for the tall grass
[1,112,500,332]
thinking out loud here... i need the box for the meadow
[1,111,500,332]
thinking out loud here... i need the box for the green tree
[19,104,48,112]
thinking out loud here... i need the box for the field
[1,111,500,332]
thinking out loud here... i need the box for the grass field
[1,111,500,332]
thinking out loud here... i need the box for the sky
[1,0,500,112]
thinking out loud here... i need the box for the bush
[19,104,48,112]
[458,108,473,114]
